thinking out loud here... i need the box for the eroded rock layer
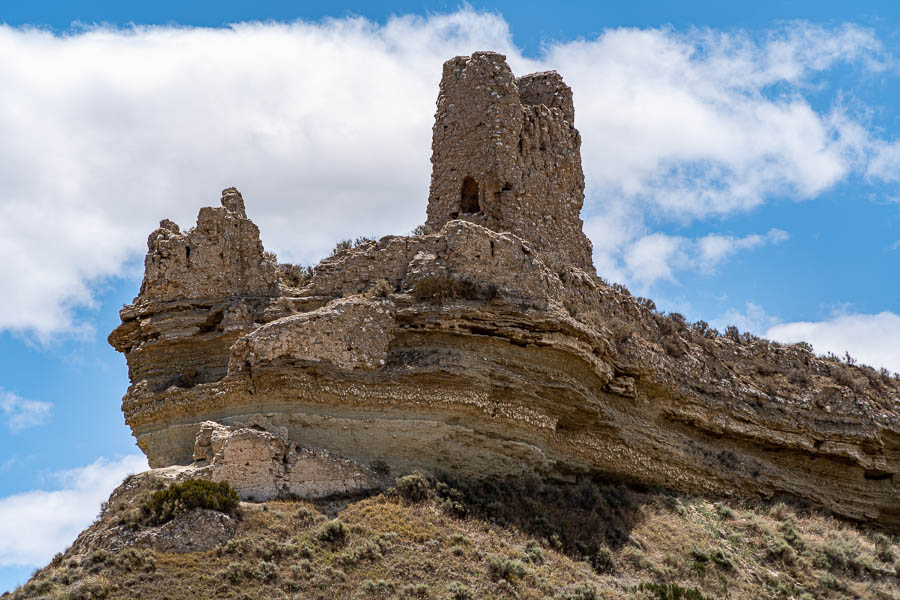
[110,52,900,528]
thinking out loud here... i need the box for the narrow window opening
[185,246,191,260]
[460,176,480,214]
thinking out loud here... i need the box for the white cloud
[0,455,148,567]
[0,13,895,335]
[696,228,789,271]
[544,23,889,286]
[623,232,686,286]
[621,227,788,288]
[867,140,900,182]
[0,11,525,337]
[767,311,900,373]
[548,23,886,220]
[712,301,781,336]
[0,389,51,432]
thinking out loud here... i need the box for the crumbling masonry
[109,53,900,529]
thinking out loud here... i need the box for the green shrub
[770,537,797,564]
[779,520,806,551]
[811,531,873,575]
[524,540,544,565]
[251,560,277,582]
[290,559,313,581]
[446,581,474,600]
[714,503,734,520]
[592,544,614,574]
[400,583,429,597]
[361,579,394,597]
[635,582,707,600]
[223,561,246,584]
[86,550,110,566]
[393,472,431,502]
[336,540,382,566]
[710,548,732,570]
[689,548,708,563]
[116,547,156,572]
[487,555,527,581]
[318,519,348,545]
[563,583,598,600]
[142,479,239,525]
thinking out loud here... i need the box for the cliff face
[109,52,900,528]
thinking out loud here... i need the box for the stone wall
[139,188,278,302]
[425,52,594,272]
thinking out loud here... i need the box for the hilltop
[6,51,899,599]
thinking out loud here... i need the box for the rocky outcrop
[190,421,384,501]
[110,53,900,528]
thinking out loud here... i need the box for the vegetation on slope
[143,479,240,525]
[4,473,898,600]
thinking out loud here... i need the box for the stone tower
[425,51,594,272]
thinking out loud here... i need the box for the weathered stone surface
[425,51,594,272]
[140,187,277,302]
[66,468,238,556]
[190,421,384,501]
[229,297,397,373]
[109,53,900,530]
[134,509,237,553]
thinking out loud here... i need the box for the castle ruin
[109,53,900,528]
[426,51,594,271]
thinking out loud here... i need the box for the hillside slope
[5,471,898,600]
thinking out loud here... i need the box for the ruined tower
[425,51,594,272]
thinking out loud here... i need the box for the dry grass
[4,475,897,600]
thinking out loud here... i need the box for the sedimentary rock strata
[110,52,900,528]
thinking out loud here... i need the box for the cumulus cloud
[0,455,147,567]
[767,311,900,373]
[0,12,895,335]
[696,228,789,271]
[549,23,888,285]
[623,233,686,286]
[0,388,51,432]
[0,10,525,336]
[620,227,789,288]
[711,301,781,336]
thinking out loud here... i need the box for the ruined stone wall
[108,55,900,528]
[139,188,278,302]
[425,52,594,272]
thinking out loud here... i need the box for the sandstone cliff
[109,51,900,529]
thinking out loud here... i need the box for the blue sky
[2,1,900,593]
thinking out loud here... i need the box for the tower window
[460,176,480,214]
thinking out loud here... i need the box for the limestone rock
[133,509,237,554]
[190,421,384,501]
[66,468,237,556]
[229,297,397,373]
[139,187,277,302]
[109,53,900,530]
